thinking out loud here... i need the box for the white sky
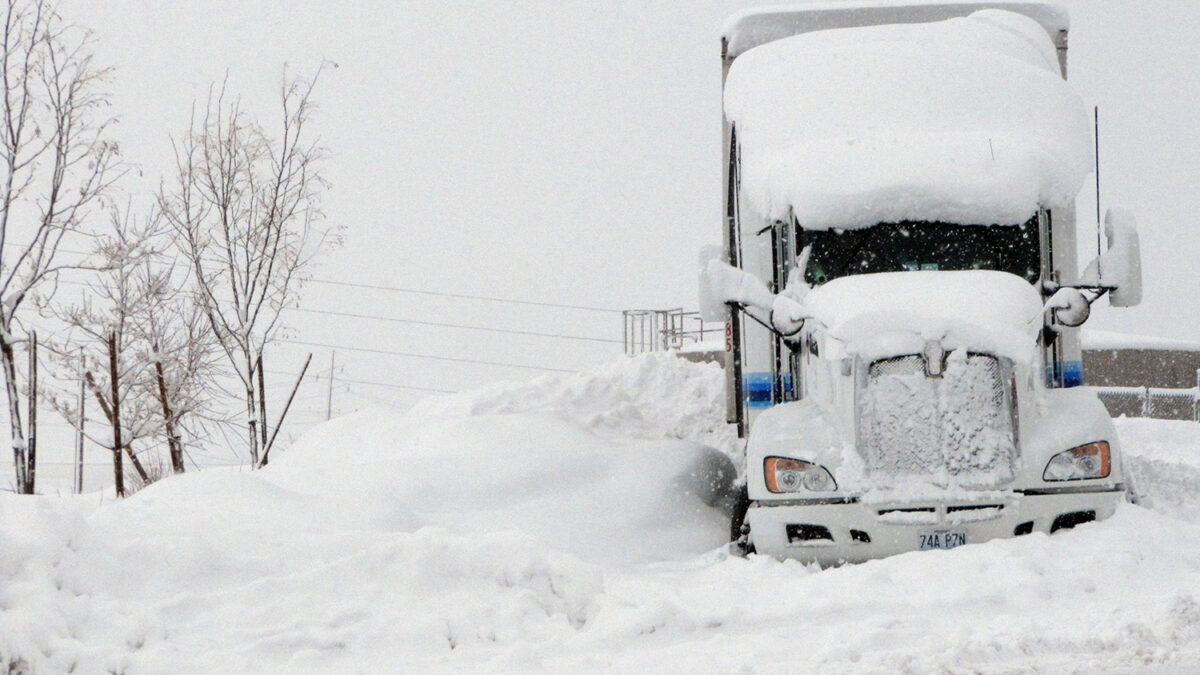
[24,0,1200,485]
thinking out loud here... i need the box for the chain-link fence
[1093,384,1199,421]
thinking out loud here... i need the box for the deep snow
[3,354,1200,673]
[724,9,1091,229]
[802,270,1044,363]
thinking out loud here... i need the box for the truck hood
[803,270,1043,362]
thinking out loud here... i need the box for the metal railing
[622,309,722,355]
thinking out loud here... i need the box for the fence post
[1142,386,1151,418]
[622,311,630,355]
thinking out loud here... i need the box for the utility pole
[76,346,85,493]
[326,350,335,421]
[258,354,268,450]
[25,330,36,494]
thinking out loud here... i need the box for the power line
[262,368,454,394]
[285,306,621,344]
[5,244,630,314]
[275,338,575,373]
[336,377,453,394]
[25,328,557,394]
[60,274,626,318]
[340,388,408,407]
[304,278,624,314]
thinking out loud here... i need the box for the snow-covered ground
[3,354,1200,673]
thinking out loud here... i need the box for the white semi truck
[700,2,1143,564]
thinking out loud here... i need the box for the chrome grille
[859,352,1016,486]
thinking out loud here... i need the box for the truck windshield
[799,217,1040,285]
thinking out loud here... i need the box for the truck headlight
[765,456,838,493]
[1043,441,1111,481]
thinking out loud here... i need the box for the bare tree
[46,204,225,494]
[134,260,226,474]
[46,206,160,494]
[159,69,337,466]
[0,0,118,493]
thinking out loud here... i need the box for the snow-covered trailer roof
[723,2,1070,74]
[722,5,1090,230]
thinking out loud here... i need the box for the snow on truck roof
[724,6,1091,230]
[722,2,1070,62]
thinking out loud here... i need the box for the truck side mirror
[698,245,731,321]
[699,254,778,321]
[1045,287,1090,327]
[1080,208,1142,308]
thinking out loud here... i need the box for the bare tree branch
[160,65,339,466]
[0,0,118,493]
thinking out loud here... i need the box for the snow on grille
[859,350,1016,487]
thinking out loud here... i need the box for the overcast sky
[28,0,1200,481]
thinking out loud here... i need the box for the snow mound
[1118,418,1200,519]
[725,9,1091,229]
[5,357,1200,672]
[264,411,734,565]
[1,486,607,673]
[410,352,737,454]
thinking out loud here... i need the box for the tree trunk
[84,371,150,485]
[0,334,28,493]
[108,333,124,497]
[154,351,184,474]
[246,387,259,467]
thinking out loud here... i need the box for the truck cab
[701,3,1142,564]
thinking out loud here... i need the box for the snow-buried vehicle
[701,3,1143,565]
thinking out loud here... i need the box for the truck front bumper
[745,485,1123,565]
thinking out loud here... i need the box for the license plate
[919,530,967,551]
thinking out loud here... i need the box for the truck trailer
[700,2,1143,564]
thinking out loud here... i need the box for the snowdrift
[264,410,735,565]
[409,352,737,453]
[3,354,1200,673]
